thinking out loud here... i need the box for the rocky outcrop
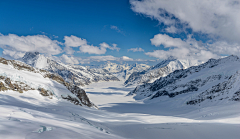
[0,57,96,108]
[124,57,199,86]
[129,55,240,106]
[21,52,120,86]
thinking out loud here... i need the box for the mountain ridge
[128,55,240,107]
[21,52,120,86]
[0,57,96,108]
[124,57,202,86]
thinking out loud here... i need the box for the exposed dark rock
[38,87,53,96]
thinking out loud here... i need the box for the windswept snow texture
[2,79,240,139]
[22,52,120,86]
[125,57,201,86]
[1,56,240,139]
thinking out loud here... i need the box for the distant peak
[23,52,40,58]
[22,52,40,62]
[166,56,177,61]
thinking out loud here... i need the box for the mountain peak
[22,52,40,61]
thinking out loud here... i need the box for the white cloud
[64,46,75,55]
[110,25,120,32]
[128,47,144,52]
[64,35,120,55]
[120,56,133,61]
[79,44,107,54]
[165,26,178,33]
[146,34,219,62]
[0,34,62,55]
[99,42,120,51]
[64,35,88,54]
[60,54,79,65]
[150,34,187,48]
[2,49,25,59]
[64,35,87,47]
[208,41,240,56]
[130,0,240,43]
[110,25,125,35]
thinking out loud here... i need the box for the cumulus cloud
[2,49,25,59]
[150,34,186,48]
[64,35,120,55]
[0,34,62,55]
[64,35,88,54]
[120,56,133,61]
[79,44,107,54]
[208,41,240,56]
[165,26,178,33]
[59,54,80,65]
[64,35,87,47]
[128,47,144,52]
[146,34,219,62]
[130,0,240,43]
[99,42,120,51]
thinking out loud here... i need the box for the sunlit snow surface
[1,73,240,138]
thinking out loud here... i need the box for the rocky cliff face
[128,56,240,106]
[124,57,199,86]
[21,52,119,86]
[0,57,96,108]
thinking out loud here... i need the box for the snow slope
[97,62,150,80]
[125,57,202,86]
[2,79,240,139]
[1,56,240,139]
[0,57,95,107]
[84,81,240,139]
[129,55,240,107]
[21,52,120,86]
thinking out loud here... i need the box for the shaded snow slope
[129,55,240,107]
[124,57,202,86]
[0,57,95,108]
[21,52,120,86]
[1,72,240,139]
[1,56,240,139]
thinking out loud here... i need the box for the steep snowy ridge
[98,62,150,80]
[128,55,240,106]
[21,52,120,86]
[124,57,200,86]
[1,56,240,139]
[0,57,96,108]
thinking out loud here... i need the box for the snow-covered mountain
[124,57,201,86]
[96,62,150,80]
[128,55,240,106]
[0,57,96,108]
[21,52,120,86]
[1,56,240,139]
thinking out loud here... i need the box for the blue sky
[0,0,240,65]
[0,0,161,59]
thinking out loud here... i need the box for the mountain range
[21,52,120,86]
[94,62,150,80]
[128,55,240,107]
[124,57,201,86]
[0,57,96,108]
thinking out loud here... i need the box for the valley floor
[1,81,240,139]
